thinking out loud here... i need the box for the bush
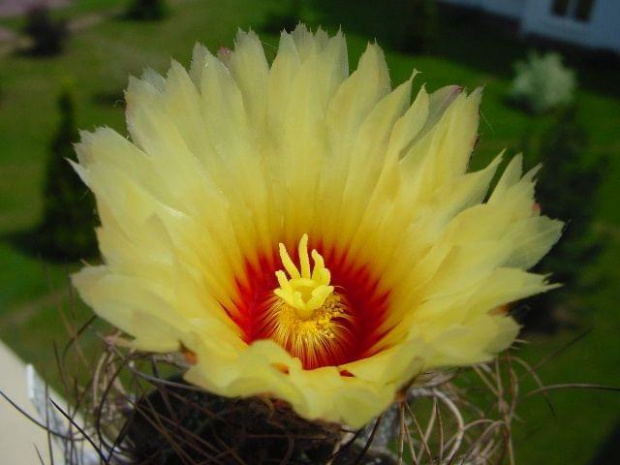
[125,0,169,21]
[23,4,68,56]
[509,51,576,115]
[521,108,606,331]
[403,0,438,53]
[37,88,98,261]
[310,0,437,53]
[262,0,305,34]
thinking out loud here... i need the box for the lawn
[0,0,618,463]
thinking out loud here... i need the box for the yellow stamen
[274,234,334,320]
[266,294,350,368]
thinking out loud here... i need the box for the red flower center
[226,239,391,370]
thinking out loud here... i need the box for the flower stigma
[268,234,354,368]
[274,234,334,320]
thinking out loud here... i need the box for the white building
[440,0,620,53]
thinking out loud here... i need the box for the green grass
[0,1,618,463]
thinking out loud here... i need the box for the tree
[37,88,97,261]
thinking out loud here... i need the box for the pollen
[266,293,353,369]
[274,234,334,320]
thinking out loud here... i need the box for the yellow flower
[72,25,562,428]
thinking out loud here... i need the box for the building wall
[441,0,620,53]
[521,0,592,46]
[589,0,620,52]
[521,0,620,53]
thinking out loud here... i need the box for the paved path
[0,0,70,18]
[0,26,15,41]
[0,340,62,463]
[0,0,111,56]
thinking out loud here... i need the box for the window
[552,0,595,22]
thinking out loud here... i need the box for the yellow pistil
[274,234,334,320]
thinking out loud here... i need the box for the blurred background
[0,0,618,463]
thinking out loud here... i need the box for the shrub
[37,88,98,261]
[522,108,606,331]
[125,0,169,21]
[262,0,305,34]
[403,0,438,53]
[22,4,68,56]
[309,0,437,53]
[509,51,576,115]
